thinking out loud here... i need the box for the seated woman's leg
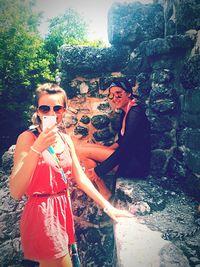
[77,143,115,168]
[76,143,116,200]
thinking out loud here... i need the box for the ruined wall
[57,0,200,197]
[1,1,200,266]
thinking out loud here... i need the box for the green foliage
[0,0,40,32]
[0,1,107,156]
[45,8,88,51]
[43,8,89,73]
[43,8,106,73]
[0,0,54,153]
[63,37,107,48]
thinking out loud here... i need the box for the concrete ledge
[114,217,168,267]
[113,178,191,267]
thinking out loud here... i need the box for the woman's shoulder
[128,104,148,122]
[14,130,36,152]
[17,130,36,144]
[19,129,36,139]
[129,104,143,113]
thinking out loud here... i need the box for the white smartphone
[42,116,57,130]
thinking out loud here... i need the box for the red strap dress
[20,131,75,261]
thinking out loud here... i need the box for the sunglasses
[108,92,124,100]
[38,105,65,114]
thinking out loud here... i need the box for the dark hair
[108,80,132,93]
[31,83,68,125]
[108,78,138,99]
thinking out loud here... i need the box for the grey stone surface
[57,45,130,76]
[1,1,200,266]
[113,177,199,267]
[114,217,190,267]
[108,2,164,45]
[1,152,200,266]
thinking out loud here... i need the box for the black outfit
[94,104,151,181]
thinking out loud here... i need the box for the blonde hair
[31,83,68,126]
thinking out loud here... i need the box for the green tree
[62,37,107,48]
[0,0,54,156]
[44,8,107,75]
[44,8,89,73]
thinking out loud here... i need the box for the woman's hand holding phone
[32,116,58,153]
[42,116,57,131]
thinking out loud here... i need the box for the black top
[94,105,151,179]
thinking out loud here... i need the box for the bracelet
[30,146,41,156]
[103,207,109,213]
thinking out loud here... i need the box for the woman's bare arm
[65,134,133,222]
[10,126,57,200]
[10,132,40,200]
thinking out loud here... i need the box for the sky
[34,0,153,44]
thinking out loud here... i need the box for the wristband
[103,207,109,213]
[30,146,41,156]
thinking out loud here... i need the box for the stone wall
[57,0,200,198]
[1,1,200,266]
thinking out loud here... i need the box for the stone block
[182,128,200,150]
[151,98,176,113]
[93,128,113,142]
[151,131,175,150]
[57,45,130,75]
[176,0,200,33]
[151,149,167,175]
[151,69,174,84]
[139,35,194,57]
[149,114,175,132]
[181,55,200,89]
[91,114,110,129]
[108,2,164,46]
[180,112,200,128]
[185,150,200,174]
[182,88,200,114]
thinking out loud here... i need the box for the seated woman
[77,78,151,200]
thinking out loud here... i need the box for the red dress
[20,131,75,261]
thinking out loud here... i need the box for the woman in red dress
[9,83,132,267]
